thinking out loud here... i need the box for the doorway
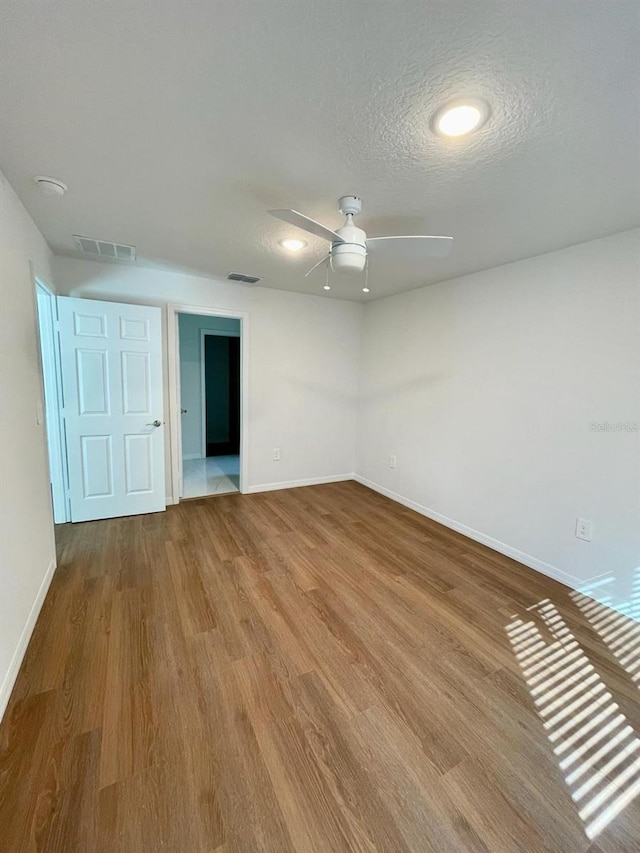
[177,313,241,498]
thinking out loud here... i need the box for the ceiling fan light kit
[330,196,367,273]
[269,195,453,289]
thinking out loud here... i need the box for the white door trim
[199,328,241,459]
[168,304,249,504]
[34,278,70,523]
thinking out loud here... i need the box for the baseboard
[244,473,354,495]
[353,474,584,589]
[182,453,202,461]
[0,558,56,723]
[355,475,639,620]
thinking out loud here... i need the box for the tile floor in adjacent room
[182,454,239,498]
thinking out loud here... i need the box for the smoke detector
[73,235,136,262]
[34,176,67,196]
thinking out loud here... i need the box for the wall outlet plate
[273,448,281,461]
[389,455,397,469]
[575,518,593,542]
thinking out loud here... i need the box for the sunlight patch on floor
[506,598,640,839]
[570,572,640,688]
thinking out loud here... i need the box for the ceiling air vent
[73,235,136,262]
[227,272,261,284]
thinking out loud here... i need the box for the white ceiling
[1,0,639,302]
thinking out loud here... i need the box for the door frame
[34,278,70,523]
[167,304,249,504]
[199,328,241,459]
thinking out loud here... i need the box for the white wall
[0,170,57,719]
[178,313,240,459]
[358,230,640,610]
[53,258,362,496]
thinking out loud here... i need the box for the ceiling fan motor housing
[331,220,367,273]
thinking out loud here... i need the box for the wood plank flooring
[1,481,639,852]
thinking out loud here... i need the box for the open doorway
[178,313,241,498]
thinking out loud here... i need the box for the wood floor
[1,481,639,852]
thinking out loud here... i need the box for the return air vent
[73,235,136,262]
[226,272,261,284]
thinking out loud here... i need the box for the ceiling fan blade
[304,255,330,277]
[268,209,345,243]
[366,235,453,258]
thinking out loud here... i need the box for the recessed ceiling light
[279,238,307,252]
[323,285,331,291]
[362,287,370,293]
[433,99,490,138]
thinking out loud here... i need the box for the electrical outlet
[389,455,397,469]
[273,448,281,461]
[575,518,593,542]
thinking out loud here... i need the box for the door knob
[147,419,163,427]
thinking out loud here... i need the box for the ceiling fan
[269,196,453,277]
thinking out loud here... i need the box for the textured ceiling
[1,0,639,301]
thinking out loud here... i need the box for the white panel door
[58,296,165,521]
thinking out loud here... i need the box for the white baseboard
[244,473,354,495]
[353,474,582,589]
[182,453,202,461]
[0,558,56,723]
